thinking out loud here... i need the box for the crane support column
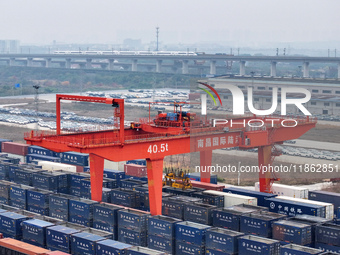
[258,145,272,193]
[200,150,212,183]
[90,153,105,202]
[146,158,164,216]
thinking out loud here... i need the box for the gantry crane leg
[146,158,164,215]
[258,145,273,193]
[200,150,212,183]
[89,153,105,202]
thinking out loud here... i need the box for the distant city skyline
[0,0,339,48]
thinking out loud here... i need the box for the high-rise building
[0,40,20,53]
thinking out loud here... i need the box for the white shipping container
[277,195,334,220]
[5,152,26,163]
[37,161,77,172]
[255,182,308,199]
[104,160,126,171]
[203,190,257,208]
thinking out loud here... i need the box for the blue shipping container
[205,248,235,255]
[104,169,125,184]
[148,234,174,254]
[22,219,55,248]
[238,235,280,255]
[126,246,166,255]
[97,239,133,255]
[175,241,205,255]
[0,211,29,238]
[27,189,52,208]
[69,198,98,218]
[27,205,49,216]
[120,179,147,190]
[281,243,323,255]
[240,211,286,238]
[60,151,89,166]
[118,209,150,231]
[175,221,211,246]
[184,202,217,225]
[315,242,340,254]
[118,227,147,246]
[316,223,340,246]
[0,181,11,199]
[272,220,312,245]
[28,145,54,157]
[111,188,140,208]
[212,206,262,231]
[70,173,89,188]
[309,191,340,215]
[14,168,45,186]
[49,193,75,221]
[46,223,86,253]
[71,232,106,255]
[33,171,69,193]
[126,159,147,166]
[265,197,325,218]
[69,214,92,227]
[93,203,124,226]
[26,154,61,164]
[206,227,244,254]
[148,215,182,239]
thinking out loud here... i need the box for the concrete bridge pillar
[338,62,340,79]
[210,60,216,75]
[270,61,277,77]
[156,59,162,73]
[108,59,115,71]
[45,58,51,68]
[239,61,246,76]
[182,60,189,74]
[66,58,72,69]
[86,59,92,69]
[132,59,138,71]
[9,58,15,66]
[27,58,33,67]
[303,61,310,78]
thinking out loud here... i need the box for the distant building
[123,38,142,50]
[0,40,20,53]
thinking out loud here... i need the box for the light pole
[33,85,40,130]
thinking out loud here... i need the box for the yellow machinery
[163,169,192,190]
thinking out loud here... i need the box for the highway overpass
[0,53,340,78]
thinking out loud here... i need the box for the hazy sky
[0,0,339,46]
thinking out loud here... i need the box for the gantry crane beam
[25,95,317,215]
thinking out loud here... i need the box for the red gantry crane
[25,94,317,215]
